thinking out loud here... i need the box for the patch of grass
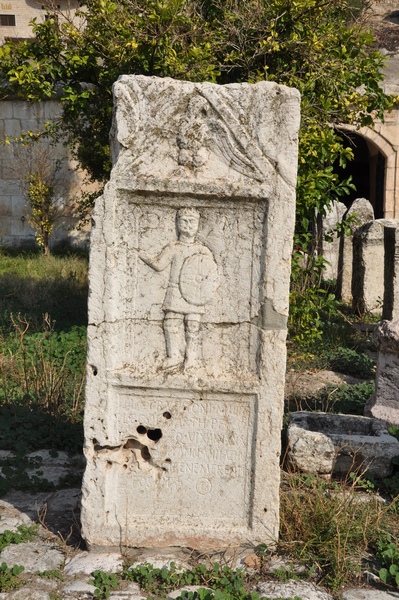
[0,251,88,332]
[279,472,398,590]
[0,403,83,455]
[0,316,86,420]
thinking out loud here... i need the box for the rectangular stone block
[81,75,300,550]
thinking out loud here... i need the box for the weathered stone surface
[365,320,399,425]
[322,200,347,281]
[338,198,374,304]
[64,551,124,575]
[383,224,399,320]
[0,590,51,600]
[0,542,64,572]
[341,589,399,599]
[129,556,191,571]
[81,75,300,549]
[0,503,33,533]
[287,416,336,474]
[287,412,399,477]
[352,218,399,314]
[257,580,333,600]
[110,583,146,599]
[62,579,98,596]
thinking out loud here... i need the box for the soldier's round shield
[179,254,219,306]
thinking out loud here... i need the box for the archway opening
[335,130,385,218]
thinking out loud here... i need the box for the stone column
[81,76,300,550]
[321,200,346,281]
[383,224,399,321]
[352,218,398,314]
[365,320,399,425]
[337,198,374,304]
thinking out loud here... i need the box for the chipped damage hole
[136,425,163,442]
[123,438,151,460]
[163,411,172,419]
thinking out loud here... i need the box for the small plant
[36,569,64,580]
[0,562,24,592]
[125,562,248,598]
[377,535,399,587]
[0,525,37,552]
[91,570,120,599]
[389,426,399,442]
[348,471,376,493]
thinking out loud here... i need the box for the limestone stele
[81,75,300,550]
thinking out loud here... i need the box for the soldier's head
[177,208,200,239]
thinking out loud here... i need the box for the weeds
[125,563,249,599]
[279,472,397,590]
[0,314,86,420]
[91,570,119,598]
[0,562,24,592]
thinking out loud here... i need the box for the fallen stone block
[287,412,399,477]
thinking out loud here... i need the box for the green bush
[325,347,375,379]
[288,381,374,415]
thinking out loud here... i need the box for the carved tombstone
[337,198,374,304]
[383,224,399,321]
[352,218,398,314]
[81,75,300,550]
[321,200,346,281]
[365,320,399,425]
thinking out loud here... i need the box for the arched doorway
[336,130,385,218]
[337,125,398,218]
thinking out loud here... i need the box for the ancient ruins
[81,75,300,549]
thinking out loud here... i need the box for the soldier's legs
[163,312,185,367]
[184,314,201,368]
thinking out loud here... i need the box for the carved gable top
[110,75,300,199]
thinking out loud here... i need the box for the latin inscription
[106,389,256,527]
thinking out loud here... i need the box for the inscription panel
[104,388,256,529]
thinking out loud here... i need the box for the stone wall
[0,98,90,249]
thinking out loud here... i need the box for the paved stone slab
[110,583,147,599]
[62,579,98,596]
[0,590,51,600]
[341,589,399,599]
[0,541,64,573]
[64,551,124,575]
[0,504,33,533]
[257,580,333,599]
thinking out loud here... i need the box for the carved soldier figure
[137,208,218,370]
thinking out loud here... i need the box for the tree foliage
[0,0,395,337]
